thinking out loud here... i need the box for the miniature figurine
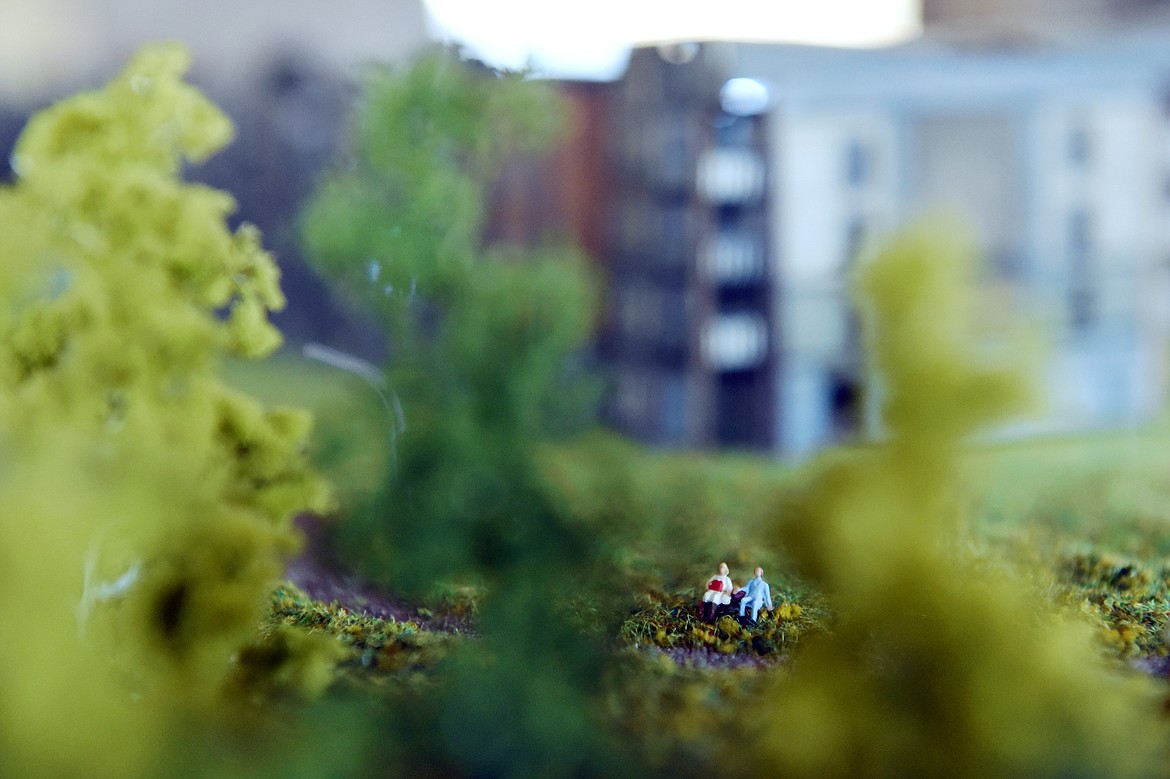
[700,562,735,622]
[738,566,773,625]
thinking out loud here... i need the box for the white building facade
[721,39,1170,455]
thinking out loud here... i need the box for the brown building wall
[484,82,614,263]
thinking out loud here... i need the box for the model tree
[0,44,330,776]
[301,50,616,774]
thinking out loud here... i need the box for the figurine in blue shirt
[738,566,773,625]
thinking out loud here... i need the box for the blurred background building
[0,0,430,98]
[5,0,1170,458]
[594,45,775,450]
[923,0,1170,42]
[578,5,1170,457]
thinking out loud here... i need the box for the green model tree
[301,50,616,774]
[0,44,331,777]
[302,52,596,576]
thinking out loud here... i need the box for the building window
[845,139,871,187]
[828,368,860,440]
[614,194,648,255]
[617,285,655,341]
[614,369,652,429]
[1068,122,1091,167]
[655,116,693,192]
[661,290,688,350]
[615,366,689,444]
[714,113,755,147]
[617,284,688,350]
[696,147,765,203]
[1068,208,1095,332]
[990,247,1025,279]
[659,204,691,270]
[702,313,768,371]
[660,371,688,444]
[843,216,867,269]
[702,232,764,285]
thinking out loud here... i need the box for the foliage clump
[301,51,598,583]
[1052,551,1170,659]
[0,44,330,777]
[743,223,1167,777]
[238,583,456,701]
[301,49,621,776]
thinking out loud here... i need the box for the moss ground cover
[967,419,1170,664]
[231,349,1170,774]
[256,345,1170,675]
[221,331,1170,757]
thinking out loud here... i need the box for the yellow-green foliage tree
[0,44,330,777]
[750,224,1166,777]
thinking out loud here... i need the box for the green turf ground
[232,349,1170,665]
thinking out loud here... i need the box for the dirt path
[284,515,474,633]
